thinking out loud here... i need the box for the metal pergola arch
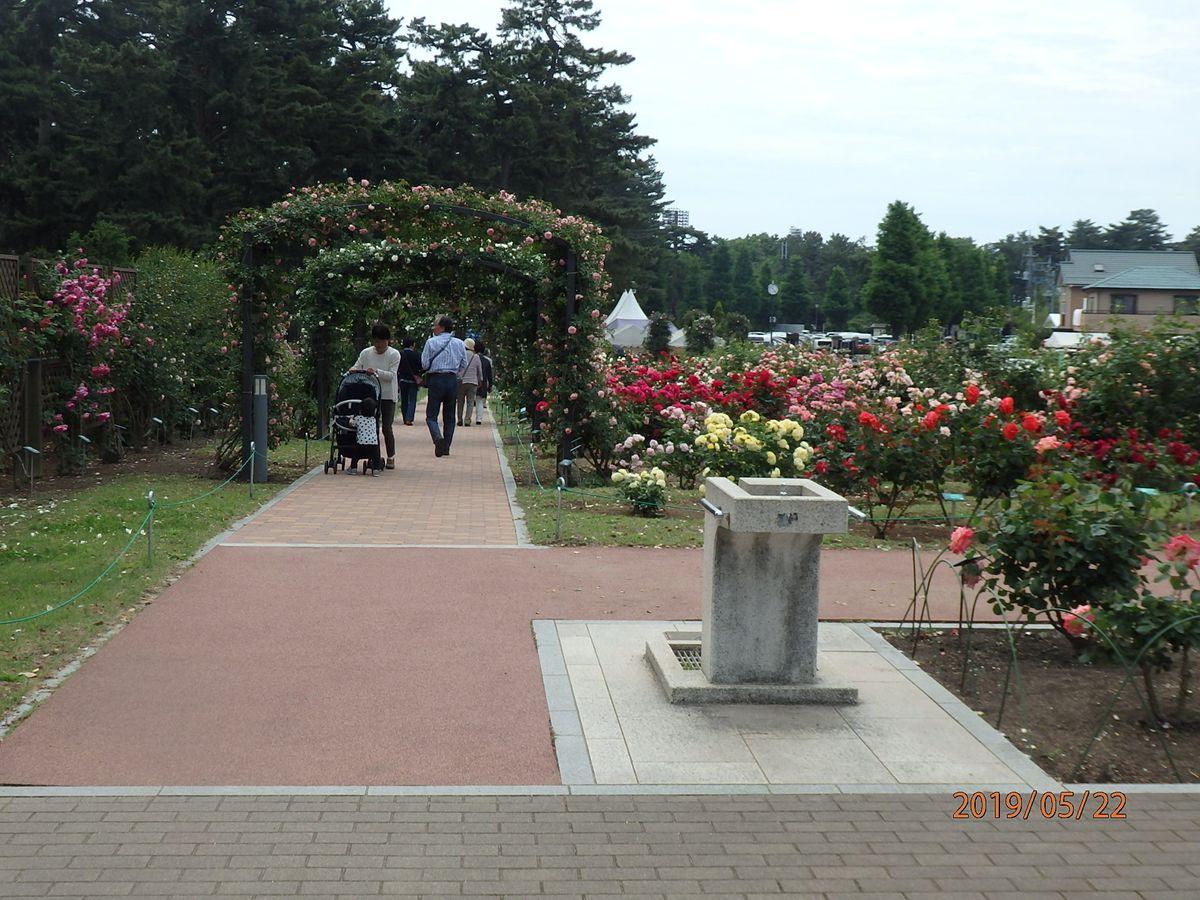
[236,202,579,473]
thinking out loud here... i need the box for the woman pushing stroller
[350,323,400,470]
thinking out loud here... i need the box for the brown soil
[3,437,308,503]
[3,440,217,499]
[887,628,1200,784]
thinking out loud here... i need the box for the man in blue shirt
[420,314,467,457]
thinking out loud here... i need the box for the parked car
[1042,330,1109,351]
[988,334,1021,353]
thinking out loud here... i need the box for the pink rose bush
[20,258,131,459]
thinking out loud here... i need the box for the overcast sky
[386,0,1198,245]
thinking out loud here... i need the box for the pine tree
[778,256,811,327]
[398,0,665,288]
[1032,226,1066,264]
[705,243,733,309]
[862,201,946,337]
[823,266,853,331]
[1104,209,1171,250]
[730,246,757,320]
[1,0,408,251]
[0,0,90,250]
[1176,225,1200,261]
[1066,219,1105,250]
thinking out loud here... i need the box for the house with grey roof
[1058,249,1200,332]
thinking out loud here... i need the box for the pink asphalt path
[0,413,974,786]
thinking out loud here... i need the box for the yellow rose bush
[693,411,813,482]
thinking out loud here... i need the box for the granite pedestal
[648,477,858,704]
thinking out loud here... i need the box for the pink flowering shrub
[1089,532,1200,723]
[22,257,131,466]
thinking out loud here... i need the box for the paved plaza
[2,408,1198,897]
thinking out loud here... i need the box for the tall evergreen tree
[705,242,733,309]
[0,0,407,251]
[987,232,1032,305]
[1032,226,1066,264]
[729,246,756,320]
[1104,208,1171,250]
[1066,219,1105,250]
[398,0,665,291]
[778,256,811,326]
[822,233,871,295]
[755,259,775,329]
[936,235,1000,325]
[791,230,826,294]
[0,0,91,250]
[823,265,853,331]
[1177,225,1200,262]
[862,201,946,337]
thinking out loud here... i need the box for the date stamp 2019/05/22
[953,790,1127,820]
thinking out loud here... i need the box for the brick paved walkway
[225,409,520,546]
[3,793,1199,898]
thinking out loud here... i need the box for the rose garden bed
[888,627,1200,784]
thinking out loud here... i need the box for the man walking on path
[421,314,467,457]
[396,336,422,426]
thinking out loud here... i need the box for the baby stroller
[324,370,383,474]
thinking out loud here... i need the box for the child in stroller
[325,371,384,475]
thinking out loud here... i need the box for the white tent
[606,289,647,329]
[605,289,687,349]
[605,289,649,347]
[608,321,648,348]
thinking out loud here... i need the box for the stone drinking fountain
[646,476,858,704]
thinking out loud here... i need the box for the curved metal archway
[236,203,579,471]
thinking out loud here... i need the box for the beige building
[1058,249,1200,332]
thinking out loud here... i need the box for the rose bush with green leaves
[974,471,1169,641]
[1077,534,1200,724]
[611,466,668,517]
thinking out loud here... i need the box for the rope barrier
[154,452,256,509]
[555,484,701,513]
[0,451,259,627]
[0,509,153,626]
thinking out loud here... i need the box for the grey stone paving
[541,621,1053,791]
[2,793,1199,898]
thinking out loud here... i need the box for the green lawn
[494,415,952,550]
[0,438,313,720]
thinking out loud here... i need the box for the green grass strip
[0,509,153,626]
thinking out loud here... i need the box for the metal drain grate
[671,644,702,671]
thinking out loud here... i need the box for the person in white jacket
[351,323,401,469]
